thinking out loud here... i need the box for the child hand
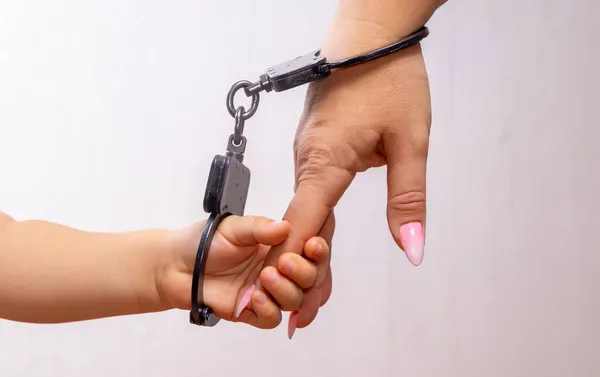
[159,216,330,329]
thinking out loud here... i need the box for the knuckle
[294,135,356,198]
[294,121,356,171]
[295,136,336,178]
[385,121,430,159]
[294,114,331,141]
[388,190,426,218]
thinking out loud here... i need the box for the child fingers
[236,292,282,330]
[277,253,317,289]
[219,216,290,246]
[250,289,282,329]
[288,213,334,336]
[260,266,304,311]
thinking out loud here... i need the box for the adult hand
[258,0,446,337]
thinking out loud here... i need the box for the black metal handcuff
[189,25,430,327]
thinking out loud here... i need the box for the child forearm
[0,216,169,323]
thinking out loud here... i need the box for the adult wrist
[322,0,442,60]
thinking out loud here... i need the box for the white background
[1,1,599,376]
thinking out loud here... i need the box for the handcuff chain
[226,80,259,147]
[226,80,260,120]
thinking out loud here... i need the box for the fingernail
[399,222,425,266]
[288,311,299,340]
[235,285,256,318]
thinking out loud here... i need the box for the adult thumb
[384,126,429,266]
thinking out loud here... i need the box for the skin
[0,211,330,330]
[257,0,449,333]
[0,0,448,338]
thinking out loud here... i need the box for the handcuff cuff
[190,25,430,327]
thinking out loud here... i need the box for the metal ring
[190,212,231,327]
[233,107,245,146]
[227,80,260,120]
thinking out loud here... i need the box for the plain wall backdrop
[1,1,599,376]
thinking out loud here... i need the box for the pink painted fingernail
[288,311,299,340]
[235,285,256,318]
[399,222,425,266]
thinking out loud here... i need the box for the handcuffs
[190,26,430,327]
